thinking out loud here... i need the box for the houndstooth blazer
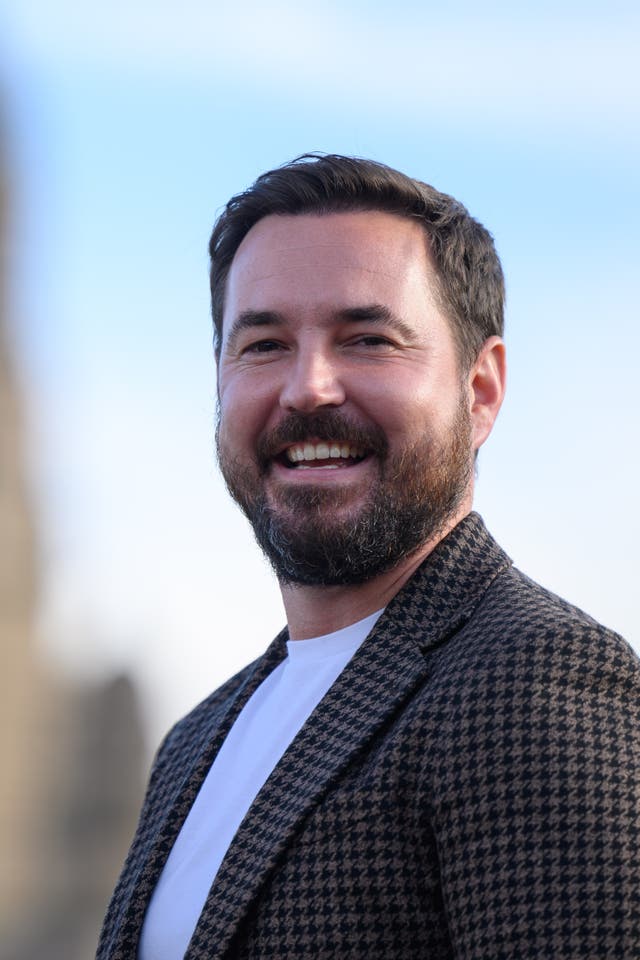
[97,513,640,959]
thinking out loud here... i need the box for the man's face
[216,210,476,585]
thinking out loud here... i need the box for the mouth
[276,440,369,471]
[256,412,386,478]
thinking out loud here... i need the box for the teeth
[285,442,365,464]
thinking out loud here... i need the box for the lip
[269,455,374,485]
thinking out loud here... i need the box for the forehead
[222,210,440,326]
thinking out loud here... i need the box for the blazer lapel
[186,513,511,959]
[100,635,287,960]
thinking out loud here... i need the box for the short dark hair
[209,154,504,368]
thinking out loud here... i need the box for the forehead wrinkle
[233,237,427,284]
[241,262,414,284]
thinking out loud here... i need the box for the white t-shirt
[138,608,384,960]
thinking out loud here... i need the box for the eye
[348,334,395,350]
[242,339,285,354]
[357,335,391,346]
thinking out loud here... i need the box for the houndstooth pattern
[97,513,640,959]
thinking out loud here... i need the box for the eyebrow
[224,310,284,354]
[224,303,415,353]
[335,304,416,341]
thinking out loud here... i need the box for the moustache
[256,411,388,470]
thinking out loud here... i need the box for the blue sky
[2,1,638,738]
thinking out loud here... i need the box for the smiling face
[216,210,483,585]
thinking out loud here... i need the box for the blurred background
[1,1,638,956]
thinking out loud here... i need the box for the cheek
[384,397,463,454]
[218,376,278,445]
[363,384,443,437]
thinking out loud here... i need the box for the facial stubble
[216,398,474,586]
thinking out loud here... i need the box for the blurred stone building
[1,117,146,958]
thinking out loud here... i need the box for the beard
[216,400,473,587]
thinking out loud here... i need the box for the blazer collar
[383,509,511,654]
[185,512,511,958]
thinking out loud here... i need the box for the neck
[281,508,470,640]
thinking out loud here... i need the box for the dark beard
[216,403,473,586]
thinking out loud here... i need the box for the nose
[279,347,346,413]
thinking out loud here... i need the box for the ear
[467,336,506,451]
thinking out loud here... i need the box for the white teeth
[284,442,364,464]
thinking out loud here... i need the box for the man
[98,155,640,959]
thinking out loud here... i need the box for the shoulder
[428,562,640,709]
[411,555,640,954]
[126,655,271,840]
[153,657,263,771]
[471,563,639,677]
[422,563,640,769]
[411,560,640,774]
[415,565,640,834]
